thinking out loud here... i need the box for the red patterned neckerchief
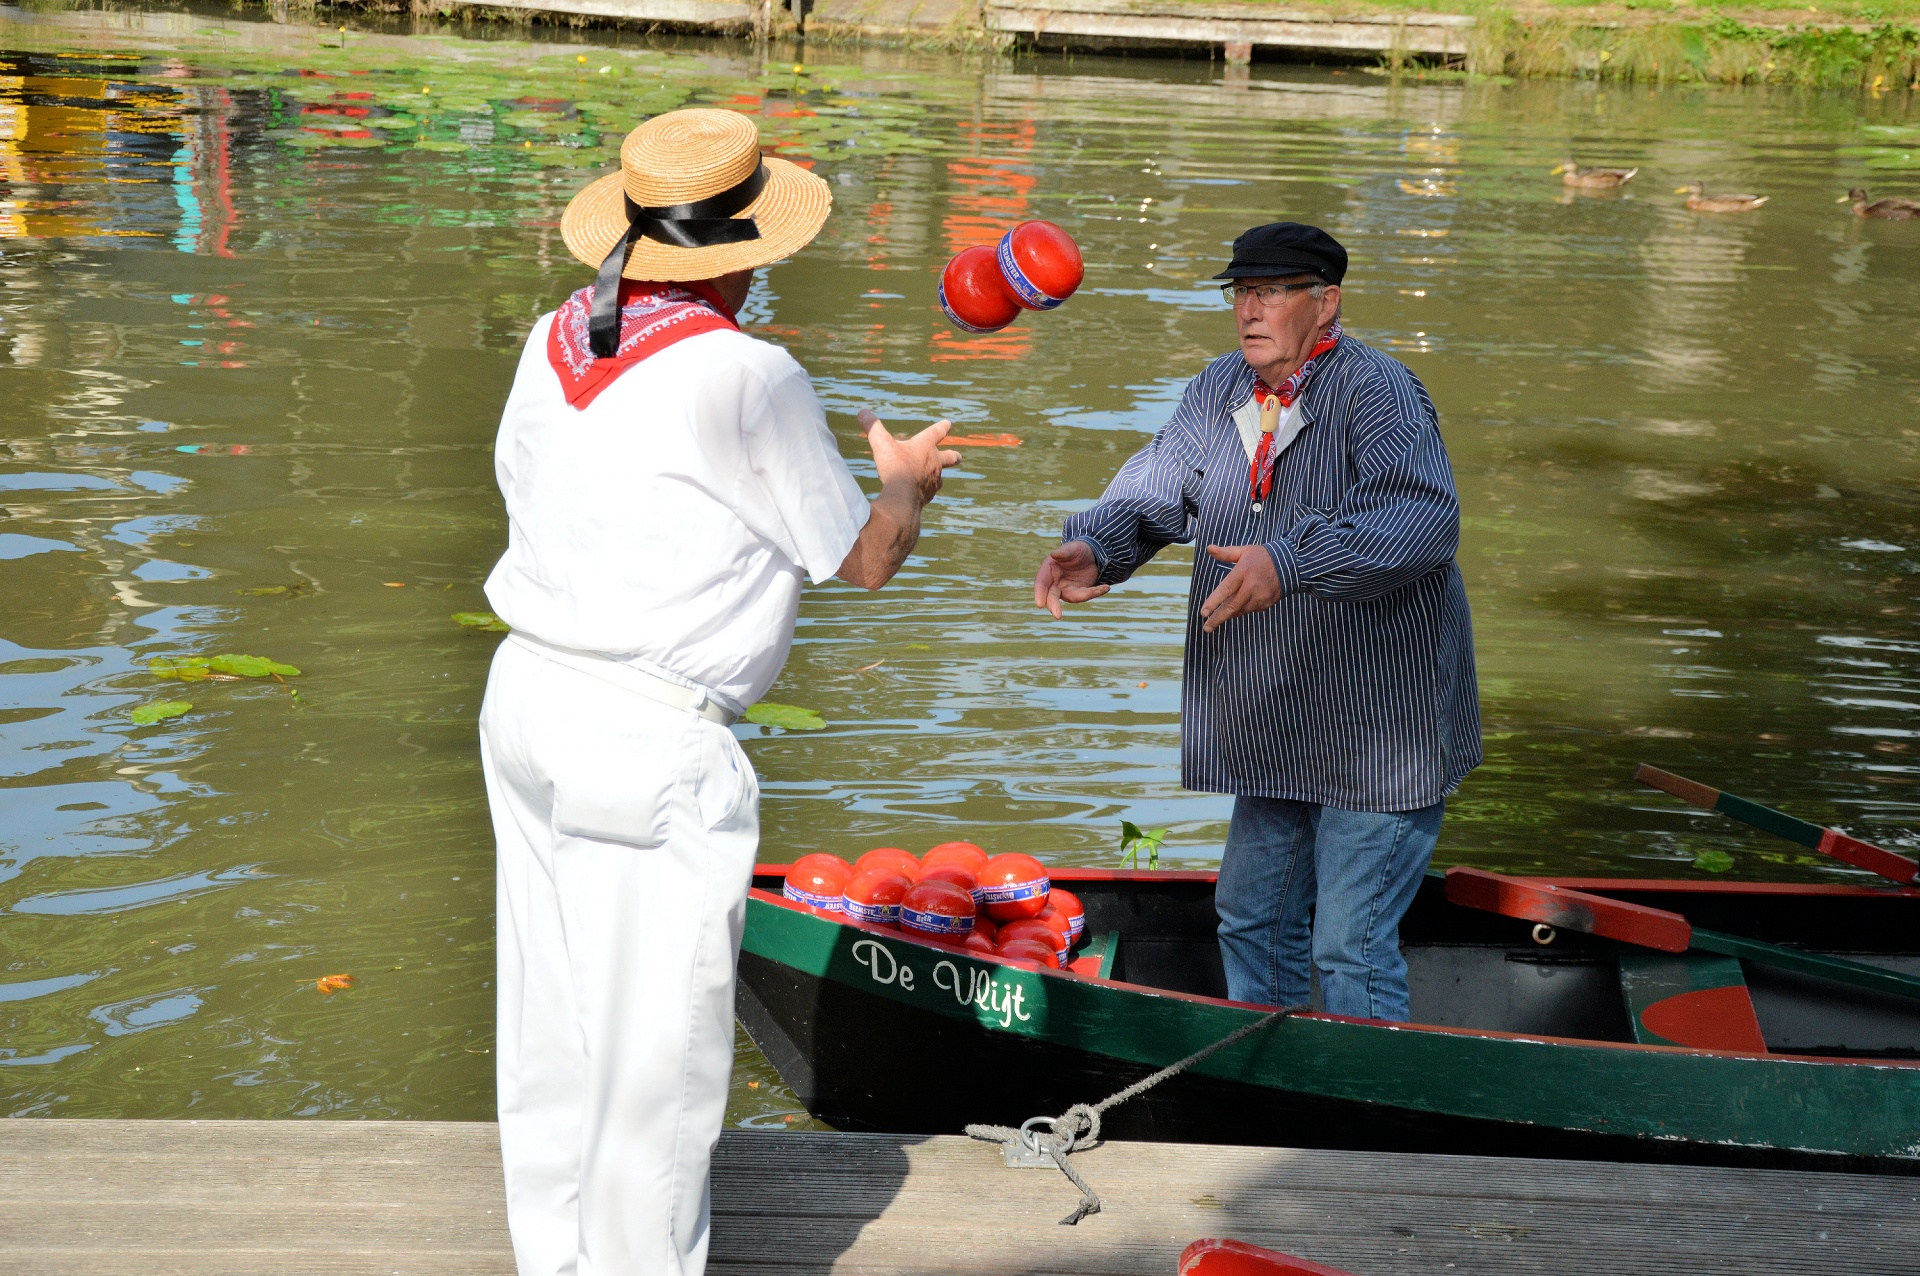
[546,279,739,410]
[1248,321,1341,507]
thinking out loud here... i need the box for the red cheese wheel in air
[995,937,1061,968]
[853,847,920,880]
[783,853,854,913]
[996,220,1084,312]
[917,863,979,904]
[897,878,977,941]
[962,932,997,955]
[921,841,989,876]
[998,917,1068,959]
[842,869,912,927]
[1048,887,1086,942]
[939,245,1021,334]
[978,852,1051,921]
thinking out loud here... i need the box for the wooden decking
[2,1120,1916,1274]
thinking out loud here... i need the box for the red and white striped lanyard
[1248,325,1340,511]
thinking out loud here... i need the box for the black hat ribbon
[588,162,768,358]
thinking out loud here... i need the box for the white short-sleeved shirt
[483,317,869,712]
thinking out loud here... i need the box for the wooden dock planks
[1,1120,1916,1274]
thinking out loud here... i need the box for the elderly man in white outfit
[478,110,958,1276]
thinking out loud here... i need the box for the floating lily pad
[210,653,301,678]
[148,656,212,681]
[453,611,510,633]
[1693,849,1735,873]
[130,700,192,725]
[745,702,826,731]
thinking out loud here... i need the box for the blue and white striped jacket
[1062,336,1481,811]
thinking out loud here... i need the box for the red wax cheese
[854,847,920,880]
[939,245,1021,334]
[921,841,989,876]
[971,916,999,945]
[996,220,1084,312]
[996,937,1060,968]
[783,853,854,913]
[998,917,1067,959]
[978,852,1051,921]
[918,863,980,903]
[962,932,997,955]
[1035,906,1073,950]
[1049,887,1086,942]
[842,869,912,927]
[897,879,977,941]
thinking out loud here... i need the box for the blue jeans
[1216,797,1443,1022]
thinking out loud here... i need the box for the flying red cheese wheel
[897,879,977,941]
[783,853,854,913]
[962,932,997,955]
[854,847,920,880]
[939,245,1021,334]
[998,917,1067,959]
[1048,887,1086,942]
[842,869,912,927]
[995,937,1061,969]
[978,852,1051,921]
[922,841,989,876]
[996,220,1084,312]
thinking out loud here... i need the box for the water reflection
[0,6,1916,1122]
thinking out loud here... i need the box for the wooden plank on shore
[984,0,1473,55]
[2,1122,1917,1275]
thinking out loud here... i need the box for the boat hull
[738,874,1920,1174]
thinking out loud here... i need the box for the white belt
[506,633,739,726]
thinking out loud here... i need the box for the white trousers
[479,636,760,1276]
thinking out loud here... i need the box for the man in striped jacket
[1034,222,1480,1022]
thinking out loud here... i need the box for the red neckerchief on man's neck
[1248,321,1341,506]
[546,279,739,410]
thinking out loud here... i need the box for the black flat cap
[1212,222,1348,285]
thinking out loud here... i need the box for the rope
[964,1005,1304,1225]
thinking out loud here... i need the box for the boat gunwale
[743,885,1920,1070]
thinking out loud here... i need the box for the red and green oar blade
[1443,867,1692,951]
[1635,763,1919,885]
[1444,867,1920,1001]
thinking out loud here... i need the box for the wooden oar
[1636,763,1919,885]
[1444,867,1920,1001]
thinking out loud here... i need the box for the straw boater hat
[560,108,832,284]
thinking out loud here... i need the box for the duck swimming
[1555,161,1638,189]
[1676,182,1768,213]
[1843,188,1920,220]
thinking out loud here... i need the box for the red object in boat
[918,863,980,901]
[783,853,854,913]
[921,841,989,876]
[962,932,997,954]
[897,879,977,940]
[995,937,1060,968]
[978,852,1050,921]
[938,245,1021,334]
[1444,866,1691,953]
[971,916,999,945]
[853,847,921,880]
[996,220,1084,311]
[1178,1238,1361,1276]
[1049,887,1086,942]
[997,917,1067,959]
[842,869,912,927]
[1035,905,1073,949]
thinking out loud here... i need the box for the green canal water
[1,3,1917,1125]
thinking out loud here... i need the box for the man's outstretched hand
[1198,544,1281,632]
[1034,539,1110,619]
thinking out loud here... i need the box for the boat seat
[1617,951,1767,1053]
[1067,930,1119,980]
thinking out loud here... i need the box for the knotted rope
[964,1005,1304,1225]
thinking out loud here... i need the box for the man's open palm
[1034,540,1110,618]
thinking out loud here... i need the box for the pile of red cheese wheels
[782,842,1085,968]
[938,220,1085,335]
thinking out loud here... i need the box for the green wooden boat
[738,868,1920,1174]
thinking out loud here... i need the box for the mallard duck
[1675,182,1767,213]
[1842,187,1920,220]
[1554,160,1638,189]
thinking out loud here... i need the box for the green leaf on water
[414,139,471,153]
[453,612,510,633]
[1693,849,1736,873]
[745,703,826,731]
[209,653,301,678]
[235,585,288,596]
[149,656,212,681]
[130,700,192,725]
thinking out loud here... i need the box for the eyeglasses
[1220,281,1322,306]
